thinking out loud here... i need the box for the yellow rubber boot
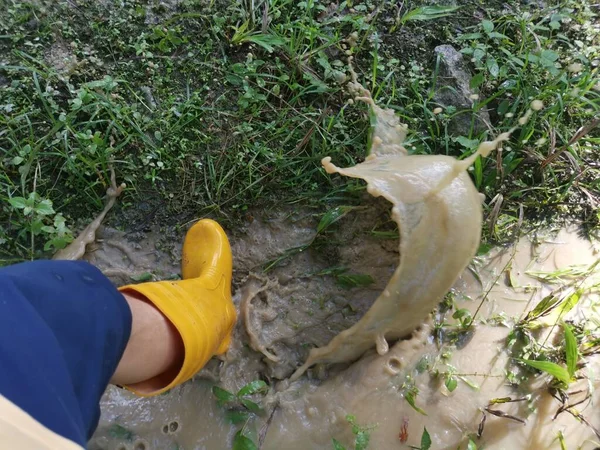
[118,219,236,396]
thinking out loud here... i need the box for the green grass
[1,0,599,262]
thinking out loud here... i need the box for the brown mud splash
[290,60,531,381]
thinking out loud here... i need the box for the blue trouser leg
[0,260,132,446]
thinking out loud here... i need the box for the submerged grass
[1,0,599,262]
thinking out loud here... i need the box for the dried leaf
[485,408,526,424]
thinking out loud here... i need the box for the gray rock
[433,44,490,136]
[144,0,183,25]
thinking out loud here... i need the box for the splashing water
[291,59,540,380]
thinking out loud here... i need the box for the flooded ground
[86,216,599,450]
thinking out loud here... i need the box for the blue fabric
[0,260,131,446]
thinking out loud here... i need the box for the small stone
[433,45,490,136]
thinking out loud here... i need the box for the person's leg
[0,219,236,445]
[0,260,132,445]
[110,291,184,389]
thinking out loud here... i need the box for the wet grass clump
[1,0,599,262]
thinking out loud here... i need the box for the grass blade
[400,6,460,24]
[405,391,427,415]
[336,273,374,289]
[536,290,583,327]
[558,431,567,450]
[245,34,285,53]
[317,206,357,234]
[562,322,578,378]
[519,359,571,385]
[524,293,561,321]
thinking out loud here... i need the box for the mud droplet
[375,333,389,355]
[531,99,544,111]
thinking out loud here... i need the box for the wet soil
[89,219,600,450]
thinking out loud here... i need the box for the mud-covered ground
[87,196,398,383]
[87,197,399,449]
[87,211,600,450]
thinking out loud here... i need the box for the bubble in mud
[133,440,148,450]
[169,421,180,433]
[385,357,403,375]
[162,424,169,434]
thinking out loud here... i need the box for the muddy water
[262,228,600,449]
[290,64,533,380]
[87,220,599,450]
